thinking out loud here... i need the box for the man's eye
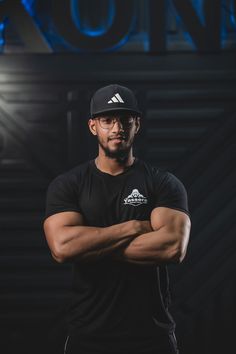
[101,118,112,124]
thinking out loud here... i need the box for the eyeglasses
[95,114,136,129]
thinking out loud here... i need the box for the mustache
[108,134,127,141]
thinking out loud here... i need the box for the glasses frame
[94,114,137,130]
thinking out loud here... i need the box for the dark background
[0,1,235,354]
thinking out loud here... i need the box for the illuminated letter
[172,0,221,51]
[0,0,51,52]
[51,0,134,51]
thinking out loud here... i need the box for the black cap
[90,84,142,117]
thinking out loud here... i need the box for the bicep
[151,207,191,261]
[150,207,191,244]
[43,211,84,251]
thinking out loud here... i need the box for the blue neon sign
[0,0,235,53]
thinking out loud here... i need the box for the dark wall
[0,52,235,354]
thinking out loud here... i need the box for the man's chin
[98,139,132,160]
[101,145,130,160]
[104,149,129,160]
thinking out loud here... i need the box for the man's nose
[112,119,124,131]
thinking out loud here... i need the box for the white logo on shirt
[124,189,148,206]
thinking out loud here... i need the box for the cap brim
[91,107,142,118]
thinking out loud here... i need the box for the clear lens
[97,115,135,129]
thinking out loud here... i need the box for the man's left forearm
[113,249,157,266]
[112,228,182,266]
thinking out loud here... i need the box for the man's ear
[88,118,97,136]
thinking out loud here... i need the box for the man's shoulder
[137,159,169,179]
[136,159,186,191]
[65,160,92,177]
[49,160,92,187]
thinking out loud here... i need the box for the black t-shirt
[44,158,190,353]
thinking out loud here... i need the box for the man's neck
[95,154,135,176]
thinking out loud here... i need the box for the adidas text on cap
[90,84,142,118]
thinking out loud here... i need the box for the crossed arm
[43,207,191,266]
[113,207,191,265]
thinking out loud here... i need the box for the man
[43,84,191,354]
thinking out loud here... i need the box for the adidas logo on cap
[108,93,124,104]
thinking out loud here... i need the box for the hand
[113,220,153,262]
[112,220,153,262]
[134,220,153,235]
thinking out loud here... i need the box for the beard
[98,136,133,162]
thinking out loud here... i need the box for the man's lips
[109,136,126,141]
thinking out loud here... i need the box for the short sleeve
[44,173,81,221]
[154,171,190,218]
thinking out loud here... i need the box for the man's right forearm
[54,220,147,263]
